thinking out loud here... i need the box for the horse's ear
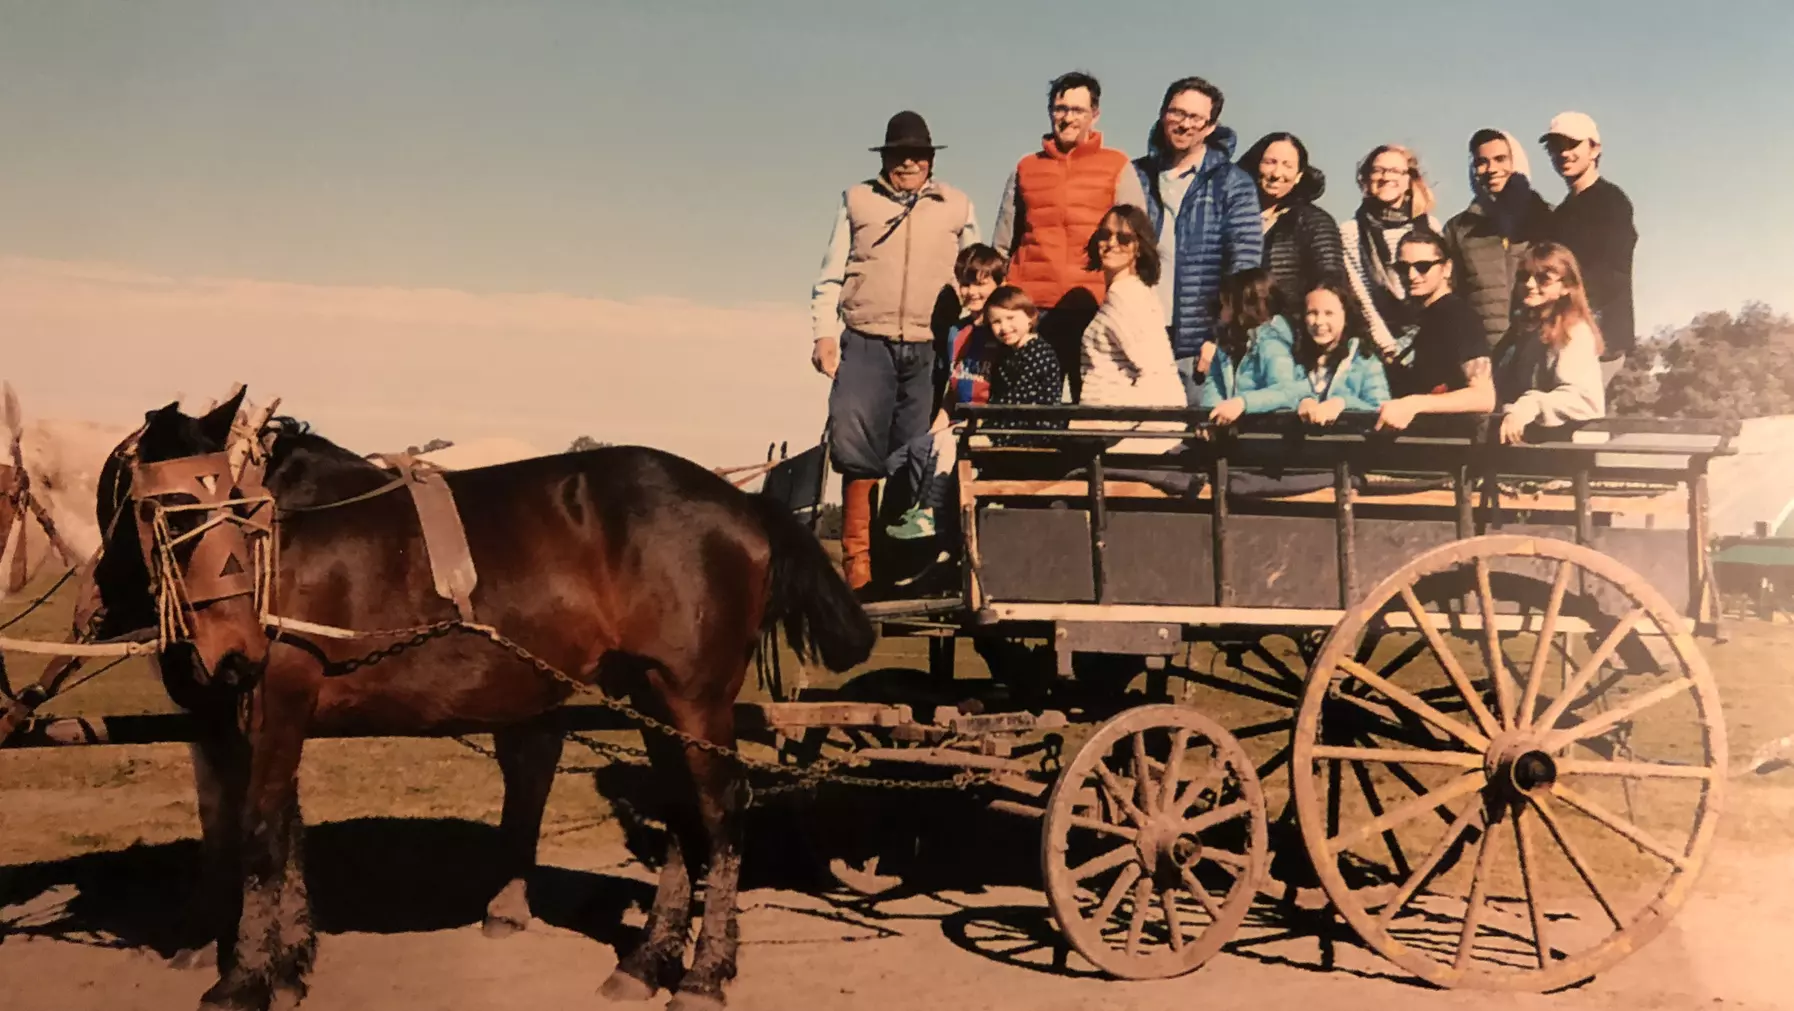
[141,401,185,445]
[199,385,248,447]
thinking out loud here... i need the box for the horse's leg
[664,699,744,1011]
[172,730,248,971]
[599,732,698,1001]
[197,678,317,1011]
[483,723,564,938]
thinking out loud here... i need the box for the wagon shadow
[0,817,655,961]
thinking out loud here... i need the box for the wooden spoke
[1070,842,1139,883]
[1160,729,1190,813]
[1555,758,1714,781]
[1311,744,1483,768]
[1132,732,1154,814]
[1542,677,1694,751]
[1399,584,1503,738]
[1519,560,1574,730]
[1339,658,1491,751]
[1090,863,1142,925]
[1528,795,1623,929]
[1550,783,1691,870]
[1181,867,1223,920]
[1161,889,1185,952]
[1202,849,1250,870]
[1093,761,1149,828]
[1124,877,1153,956]
[1377,801,1483,930]
[1350,754,1412,879]
[1329,772,1485,852]
[1173,758,1227,816]
[1513,805,1552,969]
[1453,806,1506,972]
[1181,799,1253,836]
[1474,558,1520,730]
[1533,608,1645,734]
[1067,815,1139,841]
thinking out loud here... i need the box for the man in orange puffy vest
[992,71,1148,397]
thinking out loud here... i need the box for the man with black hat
[809,110,979,593]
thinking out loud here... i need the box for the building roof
[1709,415,1794,538]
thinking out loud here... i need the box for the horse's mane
[263,415,388,506]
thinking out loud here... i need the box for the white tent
[1709,415,1794,537]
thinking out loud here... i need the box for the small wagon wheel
[1292,535,1726,991]
[1042,704,1268,979]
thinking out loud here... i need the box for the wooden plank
[977,601,1684,636]
[967,479,1684,517]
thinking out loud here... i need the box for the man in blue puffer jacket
[1133,76,1264,405]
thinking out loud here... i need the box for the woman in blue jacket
[1198,267,1301,424]
[1288,279,1391,425]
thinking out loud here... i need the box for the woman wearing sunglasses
[1339,144,1443,359]
[1074,204,1186,451]
[1372,230,1497,432]
[1495,242,1607,444]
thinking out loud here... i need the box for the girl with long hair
[1198,267,1300,424]
[1496,242,1607,444]
[1290,280,1391,425]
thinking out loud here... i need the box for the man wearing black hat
[810,110,979,593]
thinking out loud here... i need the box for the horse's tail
[748,493,874,673]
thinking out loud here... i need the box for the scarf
[1355,196,1418,326]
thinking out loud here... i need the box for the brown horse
[90,389,874,1011]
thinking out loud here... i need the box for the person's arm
[1238,320,1302,413]
[1504,330,1606,427]
[960,196,982,249]
[1219,167,1265,274]
[1114,161,1149,214]
[1380,356,1496,429]
[808,194,852,345]
[1196,350,1226,410]
[990,171,1019,258]
[1305,206,1348,287]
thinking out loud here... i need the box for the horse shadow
[0,817,657,962]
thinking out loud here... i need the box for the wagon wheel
[1292,535,1725,991]
[1043,704,1268,979]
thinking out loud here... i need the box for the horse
[89,387,875,1011]
[0,383,132,603]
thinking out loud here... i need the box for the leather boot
[840,478,876,592]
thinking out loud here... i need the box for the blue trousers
[827,329,936,480]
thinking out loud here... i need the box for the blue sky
[2,1,1790,460]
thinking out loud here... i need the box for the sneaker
[885,506,936,541]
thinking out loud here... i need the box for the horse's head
[96,384,275,685]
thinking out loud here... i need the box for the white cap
[1540,111,1600,145]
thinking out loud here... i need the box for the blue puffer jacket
[1135,126,1265,360]
[1198,316,1301,413]
[1283,338,1392,412]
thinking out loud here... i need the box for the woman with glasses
[1238,132,1347,308]
[1074,205,1185,453]
[1494,242,1607,444]
[1339,144,1442,360]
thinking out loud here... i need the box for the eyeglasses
[1050,104,1093,118]
[1369,168,1410,180]
[1400,260,1443,276]
[1163,110,1211,127]
[1093,229,1138,246]
[1524,270,1565,287]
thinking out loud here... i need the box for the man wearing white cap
[1540,111,1636,379]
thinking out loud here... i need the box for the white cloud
[0,256,831,467]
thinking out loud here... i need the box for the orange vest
[1006,131,1130,309]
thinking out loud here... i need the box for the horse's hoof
[665,989,727,1011]
[170,943,218,970]
[481,913,528,939]
[598,969,658,1003]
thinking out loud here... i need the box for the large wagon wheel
[1043,704,1268,979]
[1292,535,1725,991]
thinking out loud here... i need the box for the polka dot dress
[990,336,1065,444]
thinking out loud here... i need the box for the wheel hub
[1483,731,1559,799]
[1136,818,1203,885]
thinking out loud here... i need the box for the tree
[567,435,611,453]
[1609,302,1794,419]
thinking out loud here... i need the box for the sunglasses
[1524,270,1566,287]
[1094,228,1138,245]
[1400,260,1443,276]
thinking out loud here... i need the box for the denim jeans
[827,329,937,480]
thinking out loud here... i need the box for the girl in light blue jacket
[1287,279,1391,425]
[1199,267,1302,424]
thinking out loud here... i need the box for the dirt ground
[1,577,1791,1011]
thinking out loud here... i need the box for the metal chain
[325,619,1011,803]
